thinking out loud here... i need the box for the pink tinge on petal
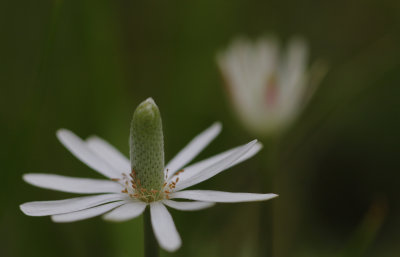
[265,74,279,108]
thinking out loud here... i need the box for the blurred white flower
[20,123,277,252]
[217,36,324,137]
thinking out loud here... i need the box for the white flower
[217,36,324,136]
[20,122,277,252]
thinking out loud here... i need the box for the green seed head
[130,98,165,192]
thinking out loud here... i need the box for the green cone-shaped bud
[130,98,165,190]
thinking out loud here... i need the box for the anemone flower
[20,98,277,253]
[217,36,325,137]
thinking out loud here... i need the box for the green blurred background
[1,0,400,256]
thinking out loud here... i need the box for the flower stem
[143,208,159,257]
[258,135,280,257]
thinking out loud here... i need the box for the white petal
[23,173,122,194]
[172,142,262,183]
[173,140,258,191]
[20,194,125,216]
[150,202,181,252]
[278,38,309,120]
[57,129,121,178]
[162,200,215,211]
[171,190,278,203]
[165,122,222,179]
[51,201,125,223]
[103,201,147,222]
[86,136,130,174]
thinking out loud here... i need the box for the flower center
[115,169,184,203]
